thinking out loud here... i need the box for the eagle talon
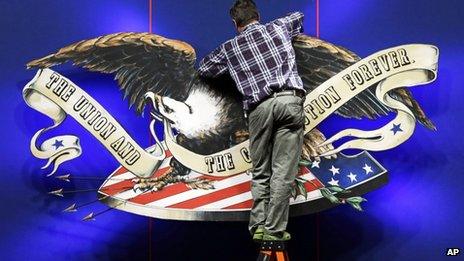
[131,167,182,192]
[302,128,338,162]
[183,177,215,190]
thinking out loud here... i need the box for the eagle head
[144,89,228,139]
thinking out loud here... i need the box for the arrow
[48,188,101,197]
[48,188,64,197]
[63,203,77,212]
[62,196,109,213]
[82,212,95,221]
[55,174,132,182]
[82,201,124,222]
[56,174,71,182]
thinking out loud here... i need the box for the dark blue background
[1,0,462,260]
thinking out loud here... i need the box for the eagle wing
[27,32,197,114]
[293,34,435,129]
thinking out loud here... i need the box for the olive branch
[319,186,367,211]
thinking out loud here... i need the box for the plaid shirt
[198,12,306,111]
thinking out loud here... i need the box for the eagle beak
[144,92,156,108]
[144,92,164,121]
[144,92,164,110]
[144,92,177,125]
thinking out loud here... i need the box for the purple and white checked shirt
[198,11,306,111]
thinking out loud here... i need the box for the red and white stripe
[99,150,324,211]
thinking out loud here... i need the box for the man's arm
[275,11,305,38]
[198,44,228,78]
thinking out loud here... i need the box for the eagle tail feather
[389,88,436,131]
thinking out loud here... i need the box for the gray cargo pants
[246,91,305,236]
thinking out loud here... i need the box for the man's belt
[273,88,306,98]
[244,87,305,118]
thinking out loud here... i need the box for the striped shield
[98,144,388,221]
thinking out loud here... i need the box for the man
[197,0,306,241]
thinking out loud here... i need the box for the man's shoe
[262,231,291,241]
[252,226,265,241]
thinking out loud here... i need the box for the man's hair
[229,0,259,28]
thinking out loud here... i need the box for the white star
[347,172,357,183]
[311,161,320,168]
[327,177,339,186]
[329,165,340,176]
[363,164,373,175]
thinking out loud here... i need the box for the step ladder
[257,241,289,261]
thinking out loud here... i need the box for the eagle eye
[164,106,174,113]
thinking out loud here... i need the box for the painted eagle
[27,32,435,190]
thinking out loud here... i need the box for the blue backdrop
[1,0,462,260]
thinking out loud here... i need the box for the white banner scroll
[23,69,165,178]
[318,70,433,155]
[23,44,438,178]
[23,87,82,176]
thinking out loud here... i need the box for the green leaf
[291,186,297,199]
[327,186,345,193]
[349,202,363,211]
[327,195,341,204]
[319,188,330,198]
[319,187,343,205]
[347,196,367,204]
[297,181,308,199]
[299,159,312,166]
